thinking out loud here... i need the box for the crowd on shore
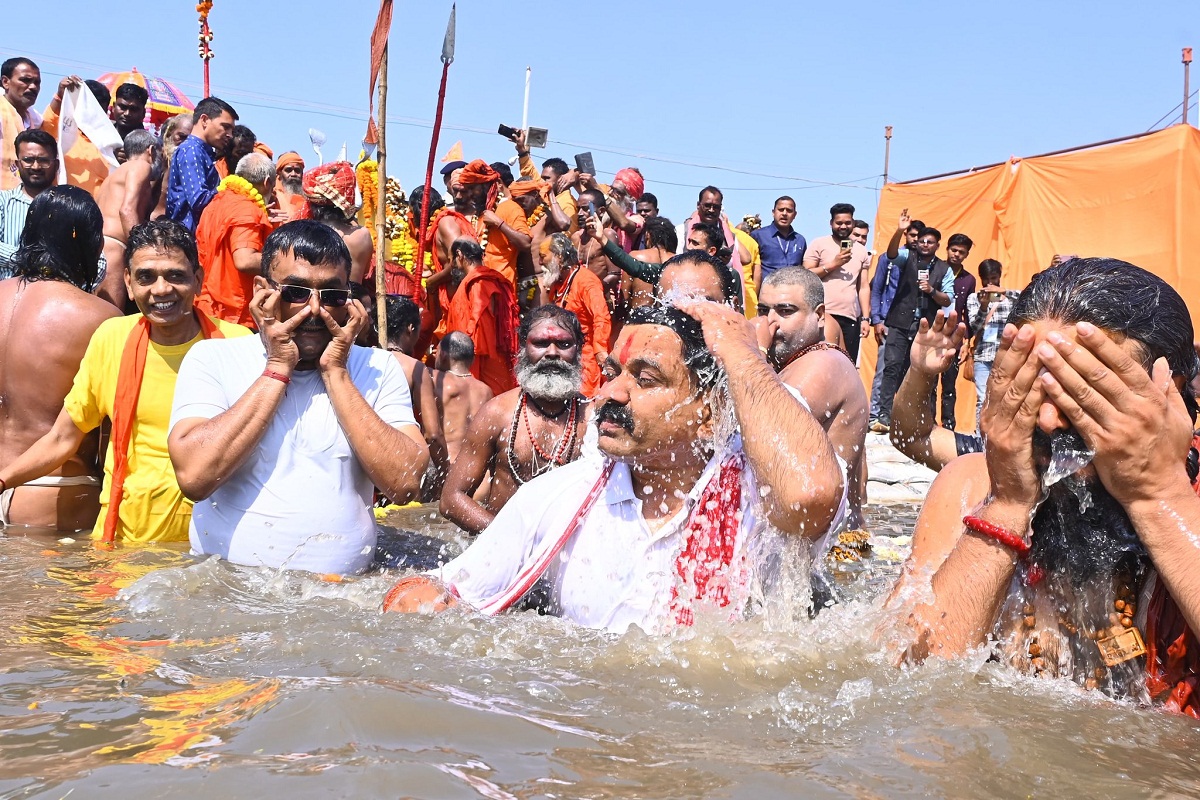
[4,54,1200,717]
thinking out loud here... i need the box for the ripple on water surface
[1,505,1199,798]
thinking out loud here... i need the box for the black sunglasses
[271,281,352,308]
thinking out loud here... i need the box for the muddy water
[2,504,1199,799]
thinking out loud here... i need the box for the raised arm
[315,300,429,502]
[589,215,662,283]
[677,299,843,536]
[886,208,910,260]
[889,312,967,472]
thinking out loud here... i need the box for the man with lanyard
[0,220,247,542]
[387,299,846,632]
[873,216,953,433]
[752,196,807,289]
[869,214,924,431]
[440,305,590,536]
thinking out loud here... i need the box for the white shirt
[170,334,417,575]
[435,439,847,634]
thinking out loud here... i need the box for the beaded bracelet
[963,514,1030,556]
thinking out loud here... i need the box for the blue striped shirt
[0,186,33,278]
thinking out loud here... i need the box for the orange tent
[865,123,1200,430]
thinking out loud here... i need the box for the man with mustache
[389,297,846,633]
[888,258,1200,713]
[273,152,306,221]
[168,220,428,575]
[439,305,589,535]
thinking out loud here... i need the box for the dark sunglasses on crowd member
[270,280,353,308]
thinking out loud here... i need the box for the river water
[2,503,1199,799]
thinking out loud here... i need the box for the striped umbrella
[95,67,195,125]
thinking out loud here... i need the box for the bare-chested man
[425,332,493,496]
[301,161,373,283]
[758,266,867,530]
[440,305,589,534]
[0,185,121,529]
[572,189,621,304]
[94,130,163,309]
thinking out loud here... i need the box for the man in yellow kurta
[0,219,248,542]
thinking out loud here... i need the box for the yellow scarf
[0,96,27,191]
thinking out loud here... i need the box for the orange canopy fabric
[865,124,1200,430]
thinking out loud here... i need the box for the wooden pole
[375,44,389,342]
[883,125,892,185]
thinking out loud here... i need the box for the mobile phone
[840,239,852,251]
[574,152,596,176]
[588,201,598,216]
[497,123,518,140]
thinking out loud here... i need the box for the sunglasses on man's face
[271,281,353,307]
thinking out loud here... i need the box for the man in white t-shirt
[169,220,429,575]
[383,296,846,633]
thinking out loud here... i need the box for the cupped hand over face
[980,324,1046,513]
[249,282,310,374]
[318,299,367,374]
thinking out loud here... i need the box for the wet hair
[978,258,1003,283]
[385,294,421,342]
[261,219,351,279]
[10,185,102,290]
[853,219,869,231]
[539,232,579,268]
[762,265,824,310]
[643,216,677,251]
[947,232,973,250]
[85,80,110,110]
[661,250,741,309]
[1,58,37,79]
[1010,257,1198,420]
[541,157,569,178]
[14,128,57,159]
[115,82,148,106]
[439,330,475,365]
[638,192,659,209]
[126,219,201,272]
[192,96,238,124]
[124,129,158,160]
[698,186,723,204]
[519,304,583,348]
[489,161,514,186]
[626,304,719,391]
[774,195,796,208]
[918,227,942,242]
[408,185,446,223]
[235,152,276,185]
[450,237,483,265]
[830,202,855,218]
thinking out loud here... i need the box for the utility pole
[1184,48,1193,126]
[883,126,893,184]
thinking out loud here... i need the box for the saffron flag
[365,0,393,144]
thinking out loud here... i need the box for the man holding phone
[802,202,872,363]
[965,258,1018,423]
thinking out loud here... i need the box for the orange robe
[482,199,530,285]
[275,191,306,221]
[444,266,519,395]
[430,211,480,337]
[551,267,612,396]
[194,190,272,328]
[40,107,109,196]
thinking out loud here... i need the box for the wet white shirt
[435,440,847,634]
[171,335,416,575]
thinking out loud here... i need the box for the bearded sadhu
[887,258,1200,717]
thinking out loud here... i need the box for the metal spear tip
[441,3,456,65]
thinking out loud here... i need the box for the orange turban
[254,141,275,160]
[458,159,501,210]
[614,167,644,201]
[277,151,305,172]
[508,178,547,198]
[302,161,357,215]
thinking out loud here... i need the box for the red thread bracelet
[262,369,291,385]
[963,514,1030,556]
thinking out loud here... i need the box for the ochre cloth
[254,141,274,160]
[508,178,547,198]
[458,159,501,211]
[276,151,304,172]
[483,199,531,284]
[549,266,612,397]
[867,124,1200,432]
[215,158,230,179]
[275,191,306,221]
[302,161,357,215]
[426,209,479,340]
[444,266,519,395]
[195,189,273,327]
[63,313,249,543]
[40,107,109,196]
[0,96,27,191]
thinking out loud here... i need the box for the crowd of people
[3,53,1200,717]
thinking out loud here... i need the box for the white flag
[58,86,123,183]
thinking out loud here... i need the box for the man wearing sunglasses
[168,220,430,575]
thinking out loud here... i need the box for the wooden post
[374,44,389,342]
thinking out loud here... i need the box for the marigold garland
[217,174,266,214]
[527,204,547,228]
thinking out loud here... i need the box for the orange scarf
[102,313,225,543]
[0,96,24,191]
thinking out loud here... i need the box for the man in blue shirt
[166,96,237,232]
[751,196,806,289]
[868,215,923,427]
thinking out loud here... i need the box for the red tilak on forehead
[618,334,636,363]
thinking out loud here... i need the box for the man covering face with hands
[168,220,428,575]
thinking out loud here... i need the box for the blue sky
[4,1,1196,243]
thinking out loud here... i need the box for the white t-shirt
[170,335,417,575]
